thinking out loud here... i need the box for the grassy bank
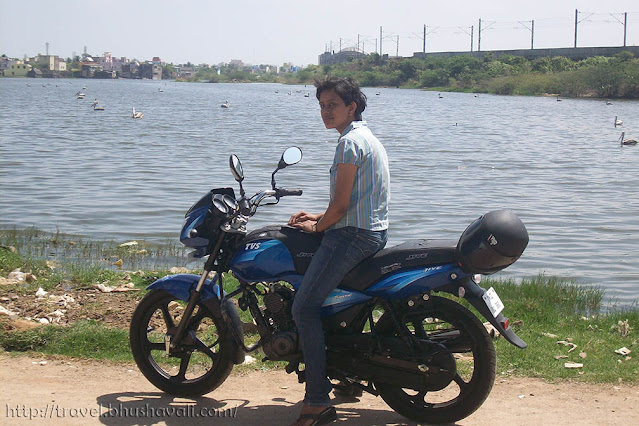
[1,234,637,383]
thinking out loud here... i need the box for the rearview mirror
[278,146,302,170]
[229,154,244,182]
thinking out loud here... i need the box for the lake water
[1,78,638,303]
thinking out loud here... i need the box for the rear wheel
[375,296,496,424]
[129,289,235,397]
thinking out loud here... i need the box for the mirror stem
[271,170,277,190]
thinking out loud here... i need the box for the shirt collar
[340,120,367,138]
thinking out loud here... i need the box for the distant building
[28,55,66,71]
[7,62,32,77]
[318,49,366,65]
[176,66,195,78]
[121,61,140,79]
[0,57,13,76]
[81,64,102,78]
[139,62,162,80]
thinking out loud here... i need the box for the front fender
[462,280,527,349]
[147,273,245,363]
[147,273,221,301]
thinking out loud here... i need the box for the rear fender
[460,280,527,348]
[147,274,245,363]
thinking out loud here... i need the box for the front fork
[167,232,226,352]
[167,269,213,351]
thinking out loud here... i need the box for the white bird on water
[132,107,143,119]
[221,100,230,108]
[619,132,637,146]
[614,116,623,127]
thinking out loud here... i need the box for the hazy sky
[1,1,638,66]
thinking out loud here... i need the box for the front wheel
[129,289,235,397]
[375,296,496,424]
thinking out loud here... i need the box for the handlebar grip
[277,188,303,197]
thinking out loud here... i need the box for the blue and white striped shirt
[329,121,390,231]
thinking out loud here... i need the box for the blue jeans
[292,226,388,406]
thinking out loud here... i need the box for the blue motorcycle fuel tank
[230,225,323,283]
[231,238,297,281]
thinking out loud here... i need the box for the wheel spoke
[453,373,471,393]
[174,352,192,381]
[148,342,165,351]
[194,337,219,361]
[160,304,176,329]
[410,390,429,406]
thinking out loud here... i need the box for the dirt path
[1,354,637,425]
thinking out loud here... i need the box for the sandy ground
[1,354,638,425]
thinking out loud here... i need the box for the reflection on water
[1,79,638,303]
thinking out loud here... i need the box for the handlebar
[276,188,303,197]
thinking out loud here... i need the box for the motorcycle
[129,146,529,424]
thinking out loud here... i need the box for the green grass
[1,232,637,383]
[486,276,638,383]
[0,320,132,362]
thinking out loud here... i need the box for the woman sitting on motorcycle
[288,76,391,425]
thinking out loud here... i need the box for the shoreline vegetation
[185,51,639,99]
[0,228,637,384]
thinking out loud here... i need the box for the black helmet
[456,210,529,274]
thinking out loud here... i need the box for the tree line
[193,51,639,99]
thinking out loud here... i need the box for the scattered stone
[554,355,569,360]
[243,355,256,364]
[579,352,587,359]
[35,287,48,298]
[518,394,526,399]
[611,320,632,338]
[7,269,26,281]
[46,309,66,323]
[615,347,631,356]
[542,332,558,338]
[564,362,583,369]
[169,267,190,274]
[95,283,115,293]
[38,318,50,324]
[0,305,19,316]
[557,340,578,352]
[132,270,145,277]
[49,294,75,307]
[119,241,139,247]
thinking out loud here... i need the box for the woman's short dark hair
[315,76,367,121]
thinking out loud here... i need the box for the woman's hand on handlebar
[288,211,321,225]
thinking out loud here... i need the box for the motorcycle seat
[339,239,458,292]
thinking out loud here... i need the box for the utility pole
[460,26,474,52]
[624,12,627,46]
[518,20,535,49]
[471,26,474,52]
[357,34,360,52]
[532,20,535,49]
[396,35,399,57]
[45,42,49,56]
[478,19,482,51]
[423,25,426,53]
[574,9,578,48]
[380,26,383,57]
[339,38,342,52]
